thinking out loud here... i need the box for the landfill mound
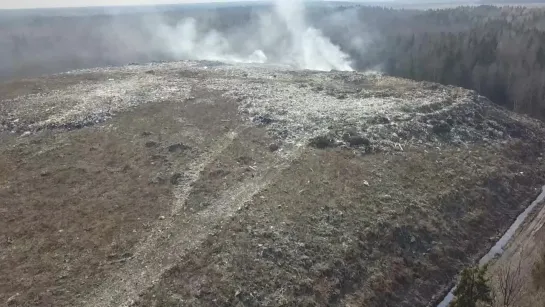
[1,61,544,307]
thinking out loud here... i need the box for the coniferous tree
[451,265,492,307]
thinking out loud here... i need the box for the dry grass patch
[136,140,545,307]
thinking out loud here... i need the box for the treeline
[0,7,262,80]
[323,5,545,120]
[380,22,545,117]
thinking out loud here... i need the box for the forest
[330,5,545,120]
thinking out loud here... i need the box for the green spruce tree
[452,265,492,307]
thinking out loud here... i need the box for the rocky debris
[149,173,167,185]
[6,293,19,306]
[216,66,540,152]
[392,226,434,256]
[209,169,231,178]
[107,252,133,261]
[432,120,452,134]
[308,135,338,149]
[2,61,538,151]
[40,112,113,131]
[1,69,191,132]
[372,115,391,125]
[167,143,190,153]
[268,143,280,152]
[170,173,183,185]
[1,118,26,134]
[145,141,158,148]
[253,115,274,126]
[236,156,253,165]
[342,131,371,147]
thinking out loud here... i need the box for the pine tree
[451,265,492,307]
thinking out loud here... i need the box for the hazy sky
[0,0,268,9]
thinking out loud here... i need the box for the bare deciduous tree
[493,255,524,307]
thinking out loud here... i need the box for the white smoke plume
[0,1,361,80]
[154,0,353,71]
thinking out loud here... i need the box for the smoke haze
[0,1,358,80]
[154,0,353,70]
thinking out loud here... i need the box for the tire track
[81,130,238,307]
[82,131,301,307]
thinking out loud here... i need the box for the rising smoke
[0,0,360,80]
[154,0,353,71]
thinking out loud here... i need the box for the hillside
[1,61,545,306]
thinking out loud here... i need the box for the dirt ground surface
[1,61,545,307]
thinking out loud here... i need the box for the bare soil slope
[1,61,544,307]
